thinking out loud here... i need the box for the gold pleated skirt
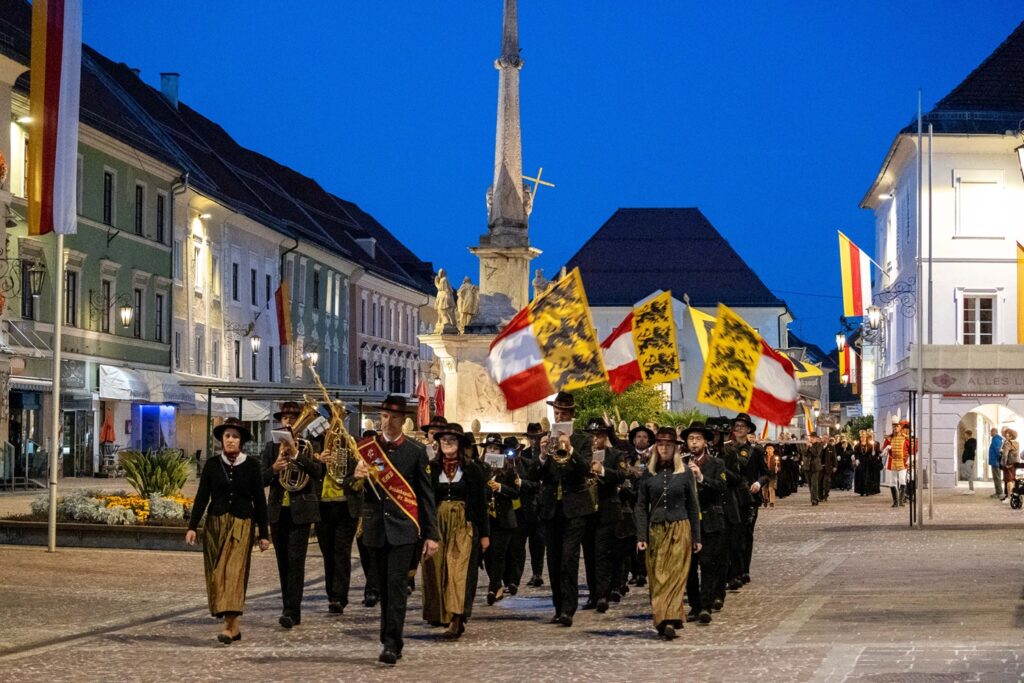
[645,519,692,629]
[202,513,255,617]
[422,500,475,624]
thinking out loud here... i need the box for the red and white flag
[601,291,679,393]
[488,268,606,411]
[28,0,82,236]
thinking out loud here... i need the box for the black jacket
[514,451,542,524]
[592,446,627,524]
[483,462,520,530]
[693,453,728,535]
[634,466,701,545]
[431,460,490,538]
[190,455,269,539]
[261,441,325,525]
[359,437,440,547]
[527,432,596,520]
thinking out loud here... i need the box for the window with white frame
[134,182,146,236]
[212,339,220,377]
[195,332,204,375]
[155,191,167,244]
[102,169,116,226]
[962,294,995,345]
[955,170,1004,237]
[173,240,183,281]
[195,244,205,292]
[174,331,182,369]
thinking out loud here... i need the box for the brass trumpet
[278,397,320,492]
[308,363,360,486]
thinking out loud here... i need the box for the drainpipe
[169,172,189,372]
[279,236,298,380]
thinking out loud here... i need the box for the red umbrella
[434,383,445,418]
[99,409,116,444]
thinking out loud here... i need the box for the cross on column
[522,166,555,200]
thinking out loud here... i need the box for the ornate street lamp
[28,261,45,297]
[835,332,846,352]
[250,335,261,355]
[841,373,850,385]
[119,304,135,328]
[867,305,882,330]
[306,350,319,366]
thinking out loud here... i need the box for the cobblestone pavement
[0,487,1022,682]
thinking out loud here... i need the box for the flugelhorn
[278,397,319,492]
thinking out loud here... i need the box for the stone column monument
[420,0,546,433]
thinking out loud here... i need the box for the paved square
[0,488,1021,682]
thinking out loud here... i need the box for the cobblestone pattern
[0,487,1021,682]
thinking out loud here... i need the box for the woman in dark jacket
[635,427,701,640]
[421,423,490,639]
[185,417,270,644]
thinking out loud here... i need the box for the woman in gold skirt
[421,423,489,639]
[635,427,702,640]
[185,417,270,644]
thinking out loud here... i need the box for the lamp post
[250,334,261,355]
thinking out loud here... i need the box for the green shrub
[572,383,669,431]
[657,408,710,429]
[120,449,190,497]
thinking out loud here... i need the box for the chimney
[160,72,180,109]
[129,68,141,77]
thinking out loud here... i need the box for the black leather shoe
[610,591,622,603]
[217,633,232,645]
[328,602,343,614]
[278,615,294,629]
[549,614,562,624]
[507,584,518,596]
[558,615,573,627]
[363,593,379,608]
[741,573,751,584]
[699,610,712,624]
[662,624,677,640]
[378,650,398,666]
[581,599,597,610]
[712,599,724,611]
[686,612,699,623]
[635,576,646,587]
[486,591,497,605]
[596,598,609,613]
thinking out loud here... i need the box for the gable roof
[0,0,434,296]
[901,20,1024,135]
[564,208,786,308]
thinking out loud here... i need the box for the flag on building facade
[28,0,82,236]
[600,290,680,393]
[838,344,861,395]
[1017,242,1024,344]
[697,304,798,426]
[274,281,292,346]
[838,231,872,317]
[489,268,606,411]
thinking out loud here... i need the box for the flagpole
[915,90,924,528]
[927,122,934,521]
[47,232,65,553]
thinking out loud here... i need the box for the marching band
[187,388,788,664]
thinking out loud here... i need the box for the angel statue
[434,269,458,333]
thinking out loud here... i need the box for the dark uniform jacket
[592,446,627,524]
[720,439,768,510]
[514,449,542,524]
[359,436,440,548]
[823,444,838,473]
[431,460,490,538]
[801,443,824,472]
[261,441,325,525]
[634,466,701,545]
[693,452,728,535]
[527,432,595,520]
[616,449,648,538]
[483,462,520,530]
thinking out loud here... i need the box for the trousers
[373,542,416,654]
[315,504,359,607]
[485,526,514,593]
[686,529,723,613]
[544,511,587,618]
[270,507,311,619]
[507,518,544,586]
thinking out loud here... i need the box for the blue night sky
[83,1,1024,351]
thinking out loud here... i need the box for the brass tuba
[309,364,360,486]
[278,396,319,492]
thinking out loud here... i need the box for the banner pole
[47,232,65,553]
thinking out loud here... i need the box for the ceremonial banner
[28,0,82,236]
[274,281,292,346]
[697,304,798,426]
[1017,242,1024,344]
[489,268,605,410]
[838,345,860,395]
[357,437,419,530]
[838,231,872,317]
[601,290,680,393]
[803,402,815,433]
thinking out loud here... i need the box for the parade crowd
[182,391,918,665]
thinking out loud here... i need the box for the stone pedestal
[419,332,546,434]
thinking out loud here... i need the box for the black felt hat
[213,417,253,445]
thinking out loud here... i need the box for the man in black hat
[802,432,825,506]
[262,402,325,629]
[719,412,769,589]
[681,421,728,624]
[621,425,655,591]
[421,416,449,456]
[354,395,439,666]
[580,418,627,613]
[509,423,545,589]
[479,434,520,603]
[527,391,593,626]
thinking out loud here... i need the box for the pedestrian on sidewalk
[185,418,270,645]
[960,430,976,494]
[1000,429,1019,503]
[988,428,1004,499]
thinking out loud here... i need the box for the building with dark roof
[860,20,1024,488]
[567,207,793,417]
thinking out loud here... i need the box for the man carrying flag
[601,290,680,393]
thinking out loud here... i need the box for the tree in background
[842,415,875,437]
[572,383,669,431]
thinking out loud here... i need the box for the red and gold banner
[274,281,292,346]
[357,437,419,531]
[838,231,871,317]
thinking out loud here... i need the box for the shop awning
[241,400,271,422]
[9,377,52,392]
[141,371,196,408]
[99,365,150,402]
[192,393,238,417]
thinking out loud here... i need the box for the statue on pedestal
[456,277,480,334]
[532,268,551,301]
[434,269,458,334]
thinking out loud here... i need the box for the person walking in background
[988,427,1004,499]
[1000,428,1019,503]
[960,430,976,495]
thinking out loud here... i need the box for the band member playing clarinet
[354,395,439,666]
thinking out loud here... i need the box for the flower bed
[28,491,193,526]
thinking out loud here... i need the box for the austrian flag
[601,290,680,393]
[488,268,606,411]
[697,304,798,426]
